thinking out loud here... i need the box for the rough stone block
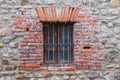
[110,0,120,7]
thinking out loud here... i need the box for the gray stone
[109,50,119,60]
[3,53,10,57]
[45,0,56,4]
[107,22,113,27]
[100,25,109,32]
[107,64,115,68]
[87,72,99,79]
[9,9,17,13]
[113,27,120,34]
[63,0,73,6]
[109,9,119,15]
[113,19,120,25]
[71,75,77,79]
[9,42,19,48]
[2,39,11,44]
[0,77,5,80]
[6,76,12,80]
[106,16,118,21]
[63,75,69,79]
[38,78,45,80]
[5,0,16,5]
[0,28,12,37]
[23,5,33,9]
[51,76,60,80]
[101,9,107,15]
[0,9,9,14]
[115,76,120,80]
[1,4,13,9]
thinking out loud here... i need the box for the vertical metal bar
[58,23,59,64]
[53,24,55,62]
[68,24,70,62]
[63,24,64,62]
[48,26,49,62]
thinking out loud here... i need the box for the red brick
[19,63,40,68]
[58,66,75,71]
[34,67,47,71]
[76,59,89,63]
[20,54,42,57]
[18,67,34,71]
[82,49,96,53]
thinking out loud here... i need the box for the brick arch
[12,8,102,71]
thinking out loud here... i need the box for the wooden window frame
[43,22,74,65]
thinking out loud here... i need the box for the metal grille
[43,23,73,64]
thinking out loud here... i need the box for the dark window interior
[43,22,73,64]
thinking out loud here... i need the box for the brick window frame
[43,22,74,65]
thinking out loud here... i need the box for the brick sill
[18,66,76,72]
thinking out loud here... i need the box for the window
[43,22,73,64]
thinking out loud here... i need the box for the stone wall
[0,0,120,80]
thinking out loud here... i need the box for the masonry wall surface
[0,0,120,80]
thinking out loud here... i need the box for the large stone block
[110,0,120,7]
[0,28,12,37]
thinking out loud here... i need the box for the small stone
[113,19,120,25]
[115,76,120,80]
[107,64,115,68]
[0,65,3,71]
[21,0,28,5]
[106,16,117,21]
[63,75,69,79]
[109,9,119,15]
[2,39,11,44]
[0,9,9,14]
[5,0,16,5]
[110,0,120,7]
[109,50,119,60]
[0,77,5,80]
[43,72,53,78]
[0,43,4,48]
[35,73,43,77]
[45,0,56,4]
[101,9,107,15]
[6,66,13,71]
[38,78,45,80]
[6,76,11,80]
[113,27,120,34]
[107,22,113,27]
[0,28,12,37]
[102,40,107,45]
[71,75,77,79]
[15,74,25,79]
[3,53,10,57]
[2,60,10,65]
[1,71,16,75]
[1,4,13,9]
[0,0,3,4]
[63,0,73,6]
[87,72,99,79]
[51,76,60,80]
[29,0,34,4]
[23,5,33,9]
[9,42,19,48]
